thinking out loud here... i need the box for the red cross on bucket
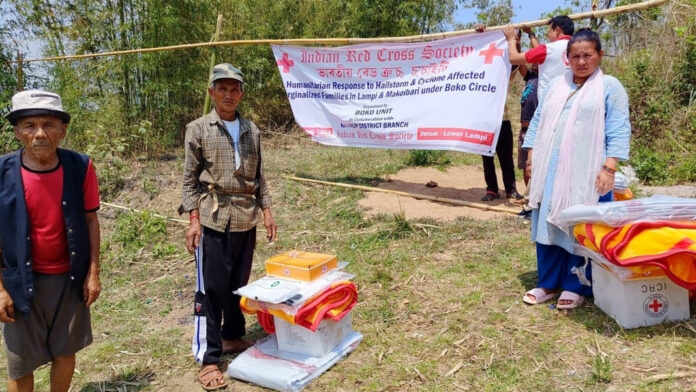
[479,43,504,64]
[277,53,295,73]
[648,298,663,313]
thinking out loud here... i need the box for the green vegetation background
[0,0,695,187]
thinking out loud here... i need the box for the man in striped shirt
[179,63,278,391]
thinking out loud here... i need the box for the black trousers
[481,120,516,194]
[193,225,256,364]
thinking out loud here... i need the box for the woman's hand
[595,169,615,195]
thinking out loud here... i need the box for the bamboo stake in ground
[285,175,521,215]
[202,14,223,115]
[17,0,668,63]
[101,201,188,225]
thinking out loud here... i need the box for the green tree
[0,5,20,153]
[460,0,514,27]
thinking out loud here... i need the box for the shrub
[111,211,177,263]
[673,153,696,182]
[406,150,451,167]
[630,145,671,185]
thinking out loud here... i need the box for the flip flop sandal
[197,366,228,391]
[523,288,558,305]
[556,291,585,310]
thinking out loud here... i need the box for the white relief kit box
[591,259,690,329]
[274,312,353,357]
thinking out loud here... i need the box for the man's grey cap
[210,63,244,85]
[6,90,71,125]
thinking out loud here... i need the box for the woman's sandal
[557,291,585,310]
[523,288,558,305]
[197,365,228,391]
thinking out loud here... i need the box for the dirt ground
[358,165,527,221]
[356,165,696,222]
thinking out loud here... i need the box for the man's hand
[83,265,101,307]
[474,24,485,33]
[522,26,533,35]
[186,219,202,254]
[502,25,517,41]
[262,208,277,243]
[0,289,15,323]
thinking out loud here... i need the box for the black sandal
[480,191,500,202]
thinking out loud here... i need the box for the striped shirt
[179,110,272,232]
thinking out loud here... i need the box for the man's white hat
[6,90,71,125]
[209,63,244,85]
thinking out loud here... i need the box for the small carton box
[591,259,690,329]
[274,313,353,357]
[265,250,338,282]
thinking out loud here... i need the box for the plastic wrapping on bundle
[241,281,358,333]
[227,332,363,392]
[573,220,696,289]
[613,172,630,191]
[558,195,696,228]
[235,268,355,306]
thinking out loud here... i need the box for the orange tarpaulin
[574,221,696,289]
[241,281,357,333]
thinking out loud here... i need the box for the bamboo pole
[203,14,223,116]
[18,0,668,63]
[101,201,188,225]
[16,50,23,90]
[285,175,521,215]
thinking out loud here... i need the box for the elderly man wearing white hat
[179,64,278,390]
[0,90,101,392]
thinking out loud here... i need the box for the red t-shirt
[524,35,572,64]
[21,159,100,274]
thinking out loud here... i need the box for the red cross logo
[277,52,295,73]
[479,43,504,64]
[648,299,663,313]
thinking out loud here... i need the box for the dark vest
[0,148,91,314]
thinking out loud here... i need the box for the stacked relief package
[228,250,361,391]
[560,196,696,329]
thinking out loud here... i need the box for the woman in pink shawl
[519,29,631,309]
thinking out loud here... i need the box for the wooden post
[591,0,600,30]
[16,50,24,90]
[203,14,223,116]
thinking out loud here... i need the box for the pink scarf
[528,68,606,231]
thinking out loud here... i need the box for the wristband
[602,165,616,174]
[189,214,200,222]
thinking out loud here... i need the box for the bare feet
[222,338,253,354]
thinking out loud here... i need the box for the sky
[455,0,573,26]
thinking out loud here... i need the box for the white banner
[272,31,511,156]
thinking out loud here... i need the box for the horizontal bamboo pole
[101,201,188,225]
[286,175,521,215]
[20,0,667,63]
